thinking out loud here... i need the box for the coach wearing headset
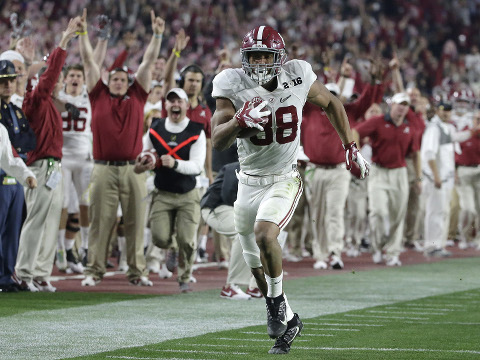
[77,9,165,287]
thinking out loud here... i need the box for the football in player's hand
[138,150,157,166]
[237,127,261,138]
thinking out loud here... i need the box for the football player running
[57,64,93,271]
[211,26,370,354]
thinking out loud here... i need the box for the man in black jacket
[200,161,260,300]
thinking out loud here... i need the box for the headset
[178,64,205,89]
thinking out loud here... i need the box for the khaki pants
[368,165,408,258]
[307,165,351,261]
[150,188,200,283]
[404,158,422,243]
[202,206,252,286]
[16,159,64,282]
[86,164,147,281]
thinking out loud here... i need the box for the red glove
[343,141,370,179]
[235,100,271,131]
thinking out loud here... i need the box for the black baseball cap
[0,60,18,78]
[437,101,452,111]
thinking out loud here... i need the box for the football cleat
[268,313,303,354]
[266,294,288,338]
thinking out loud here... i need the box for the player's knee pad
[234,202,256,235]
[239,233,261,268]
[66,215,80,233]
[243,251,262,268]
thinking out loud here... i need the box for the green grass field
[1,257,479,360]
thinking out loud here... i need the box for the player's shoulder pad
[212,68,244,99]
[283,59,314,77]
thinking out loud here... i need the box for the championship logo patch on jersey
[251,96,263,104]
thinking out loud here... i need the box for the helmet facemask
[241,48,286,85]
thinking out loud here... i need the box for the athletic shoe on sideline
[445,239,455,247]
[372,250,383,264]
[268,313,303,354]
[246,287,263,298]
[220,284,251,300]
[284,253,302,262]
[425,248,452,258]
[179,282,192,293]
[12,273,36,292]
[129,276,153,286]
[33,279,56,292]
[313,260,328,270]
[66,249,84,274]
[266,294,288,338]
[386,256,402,267]
[330,255,344,270]
[196,247,208,263]
[158,263,173,279]
[81,275,100,287]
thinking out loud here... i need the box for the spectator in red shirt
[455,110,480,250]
[301,62,383,270]
[353,92,422,267]
[15,17,81,293]
[77,9,165,287]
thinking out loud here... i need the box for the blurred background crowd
[1,0,480,100]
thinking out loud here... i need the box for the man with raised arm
[77,8,165,287]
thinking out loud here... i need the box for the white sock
[198,234,207,250]
[80,227,89,249]
[57,230,66,250]
[265,271,283,298]
[65,238,75,251]
[283,293,295,322]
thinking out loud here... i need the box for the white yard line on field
[295,346,480,355]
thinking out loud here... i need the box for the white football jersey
[212,60,316,176]
[58,86,92,158]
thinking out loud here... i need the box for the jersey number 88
[250,105,298,146]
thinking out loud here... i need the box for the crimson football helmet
[241,25,287,85]
[450,86,476,114]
